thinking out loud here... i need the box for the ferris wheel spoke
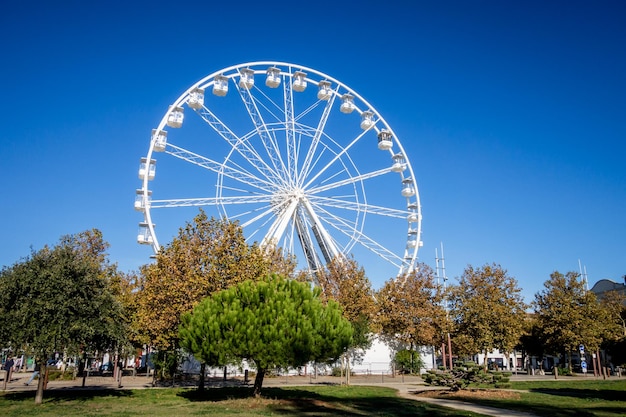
[308,167,392,195]
[235,82,290,184]
[299,91,338,185]
[314,205,404,267]
[284,75,298,183]
[166,144,276,193]
[239,205,279,243]
[150,195,274,209]
[302,128,371,189]
[308,196,407,218]
[192,106,285,186]
[261,198,300,248]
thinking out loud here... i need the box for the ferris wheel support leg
[301,198,340,264]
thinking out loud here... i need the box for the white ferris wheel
[135,61,422,277]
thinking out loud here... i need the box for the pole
[447,333,453,369]
[441,343,447,370]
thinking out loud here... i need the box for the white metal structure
[136,61,422,276]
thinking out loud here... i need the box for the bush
[47,369,75,381]
[152,350,182,381]
[394,349,424,375]
[556,366,572,376]
[423,362,510,391]
[330,366,354,377]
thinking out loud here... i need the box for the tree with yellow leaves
[135,210,296,353]
[449,263,527,368]
[376,263,447,355]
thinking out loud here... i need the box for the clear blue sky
[1,0,624,303]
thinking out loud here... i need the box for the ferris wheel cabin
[401,178,416,197]
[317,80,332,100]
[213,75,229,96]
[167,106,184,128]
[239,68,255,89]
[391,153,406,172]
[377,129,393,150]
[187,88,205,109]
[360,111,374,130]
[137,222,154,245]
[266,67,281,88]
[292,71,307,92]
[134,189,152,212]
[151,129,167,152]
[138,158,156,181]
[340,94,355,113]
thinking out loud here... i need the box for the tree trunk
[568,351,573,372]
[253,368,266,397]
[483,349,489,371]
[35,369,45,405]
[447,333,453,369]
[198,363,206,392]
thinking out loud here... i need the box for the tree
[0,229,126,403]
[518,314,547,371]
[448,263,527,368]
[314,256,377,375]
[136,210,296,353]
[599,290,626,340]
[596,290,626,371]
[533,271,602,370]
[179,274,352,397]
[376,264,447,352]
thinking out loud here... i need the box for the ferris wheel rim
[137,61,422,277]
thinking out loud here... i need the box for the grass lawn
[0,385,483,417]
[424,378,626,417]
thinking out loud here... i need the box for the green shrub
[47,369,75,381]
[393,349,424,375]
[423,362,510,391]
[556,366,572,376]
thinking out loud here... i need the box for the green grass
[446,379,626,417]
[0,385,482,417]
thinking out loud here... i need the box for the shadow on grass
[528,387,625,401]
[1,389,134,404]
[449,390,626,417]
[179,387,468,416]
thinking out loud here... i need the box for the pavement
[1,371,614,417]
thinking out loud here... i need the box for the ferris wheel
[135,61,422,277]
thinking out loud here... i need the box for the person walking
[3,356,14,386]
[24,361,41,386]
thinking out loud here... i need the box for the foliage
[598,290,626,342]
[555,365,572,376]
[0,229,126,359]
[315,256,377,354]
[136,210,296,351]
[393,349,424,374]
[152,350,183,381]
[0,229,128,403]
[376,264,447,350]
[423,361,511,391]
[518,314,548,369]
[448,263,527,363]
[533,271,604,368]
[179,274,353,396]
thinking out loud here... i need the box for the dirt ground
[415,388,522,400]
